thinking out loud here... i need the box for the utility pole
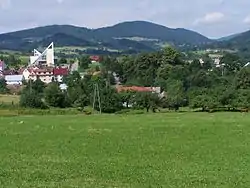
[92,83,101,114]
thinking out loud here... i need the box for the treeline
[14,47,250,113]
[0,54,28,69]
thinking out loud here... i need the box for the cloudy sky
[0,0,250,38]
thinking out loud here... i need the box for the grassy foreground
[0,113,250,187]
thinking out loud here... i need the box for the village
[0,42,104,92]
[0,42,166,97]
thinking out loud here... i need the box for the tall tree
[20,89,47,109]
[0,79,8,94]
[44,83,69,108]
[164,79,185,110]
[80,55,91,70]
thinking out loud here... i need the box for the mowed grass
[0,113,250,187]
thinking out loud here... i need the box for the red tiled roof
[53,67,68,76]
[90,55,101,62]
[34,68,53,73]
[116,86,153,93]
[2,70,19,75]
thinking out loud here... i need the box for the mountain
[217,33,241,41]
[0,21,211,52]
[211,30,250,51]
[227,30,250,44]
[94,21,210,44]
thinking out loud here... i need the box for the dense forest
[1,47,249,113]
[0,21,210,52]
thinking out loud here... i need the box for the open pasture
[0,113,250,187]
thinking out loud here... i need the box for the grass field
[0,113,250,187]
[0,94,20,104]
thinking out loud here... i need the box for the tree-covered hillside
[0,21,211,52]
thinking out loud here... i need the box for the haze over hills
[0,21,211,52]
[0,20,249,53]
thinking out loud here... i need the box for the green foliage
[119,91,135,108]
[0,21,210,52]
[220,53,244,75]
[19,89,47,109]
[17,46,250,112]
[133,92,160,112]
[234,67,250,89]
[44,83,69,108]
[19,78,47,109]
[57,58,67,65]
[80,55,91,70]
[0,79,9,94]
[95,86,123,113]
[164,79,186,110]
[231,89,250,108]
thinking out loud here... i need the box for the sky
[0,0,250,38]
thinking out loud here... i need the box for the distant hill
[227,30,250,44]
[217,33,240,41]
[213,30,250,51]
[0,21,211,52]
[94,21,210,45]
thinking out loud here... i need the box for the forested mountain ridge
[0,21,211,52]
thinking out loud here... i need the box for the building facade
[22,67,69,84]
[5,75,23,85]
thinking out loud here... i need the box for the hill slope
[212,30,250,51]
[228,30,250,44]
[94,21,210,44]
[0,21,211,52]
[217,33,240,41]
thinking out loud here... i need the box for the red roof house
[116,86,154,93]
[90,55,101,63]
[53,67,69,83]
[53,67,69,76]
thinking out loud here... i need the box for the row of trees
[18,73,161,113]
[0,54,27,69]
[99,47,250,111]
[18,47,250,112]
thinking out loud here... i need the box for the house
[2,69,19,75]
[116,86,161,94]
[0,60,6,72]
[70,60,79,73]
[28,67,54,84]
[53,67,69,82]
[90,55,101,63]
[5,75,23,85]
[116,85,163,108]
[22,66,69,84]
[22,68,32,80]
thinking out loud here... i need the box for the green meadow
[0,113,250,187]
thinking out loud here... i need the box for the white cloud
[243,15,250,24]
[194,12,225,25]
